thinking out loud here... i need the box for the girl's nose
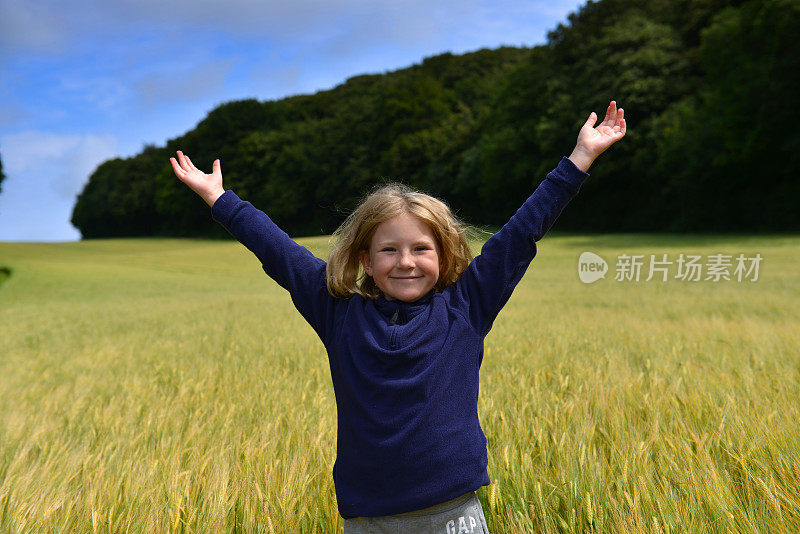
[398,251,414,268]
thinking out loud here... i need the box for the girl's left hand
[569,101,627,172]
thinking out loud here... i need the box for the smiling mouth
[392,276,422,279]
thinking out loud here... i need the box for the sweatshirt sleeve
[211,190,335,342]
[453,157,589,337]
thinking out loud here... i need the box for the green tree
[652,0,800,231]
[71,158,127,238]
[459,8,690,229]
[71,46,532,238]
[71,0,800,237]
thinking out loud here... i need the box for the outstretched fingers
[176,150,191,172]
[616,108,624,126]
[600,101,616,128]
[602,104,626,138]
[614,108,626,136]
[175,150,204,174]
[170,157,187,179]
[184,154,200,172]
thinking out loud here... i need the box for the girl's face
[360,212,441,302]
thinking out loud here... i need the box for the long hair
[326,183,474,299]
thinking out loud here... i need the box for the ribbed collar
[374,289,436,323]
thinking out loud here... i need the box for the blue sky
[0,0,584,241]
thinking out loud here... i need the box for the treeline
[71,0,800,238]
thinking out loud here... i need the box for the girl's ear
[360,251,373,276]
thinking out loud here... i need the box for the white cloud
[1,131,119,200]
[59,76,132,112]
[0,0,67,55]
[0,130,119,240]
[134,57,238,107]
[1,0,580,55]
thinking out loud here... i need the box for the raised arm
[170,151,335,342]
[454,101,626,336]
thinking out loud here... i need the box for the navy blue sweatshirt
[210,157,589,518]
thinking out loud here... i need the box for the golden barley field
[0,233,798,533]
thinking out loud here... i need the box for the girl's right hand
[170,150,225,207]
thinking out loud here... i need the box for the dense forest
[71,0,799,238]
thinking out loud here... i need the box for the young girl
[170,101,626,532]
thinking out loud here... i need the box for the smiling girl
[170,101,626,532]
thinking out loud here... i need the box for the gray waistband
[391,492,475,518]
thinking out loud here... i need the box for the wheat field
[0,233,798,533]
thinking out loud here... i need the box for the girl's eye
[379,246,432,252]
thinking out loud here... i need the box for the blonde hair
[327,183,474,299]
